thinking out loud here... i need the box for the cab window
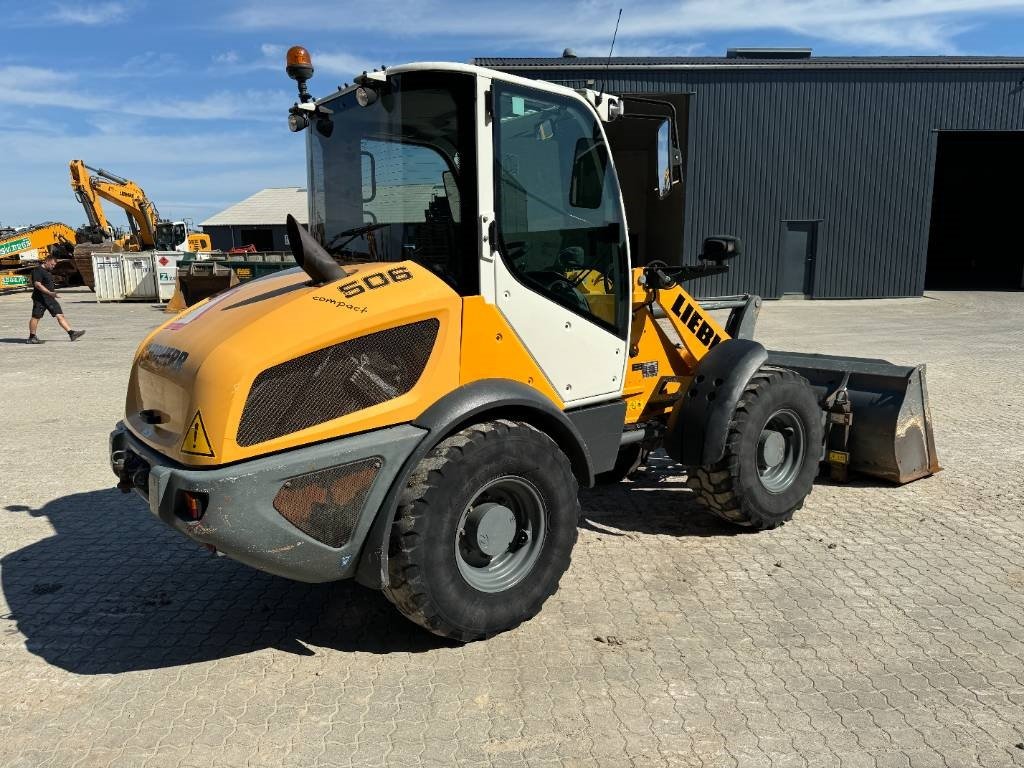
[493,84,629,339]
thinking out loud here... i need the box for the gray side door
[780,221,818,295]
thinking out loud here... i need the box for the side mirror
[656,119,673,199]
[700,235,742,264]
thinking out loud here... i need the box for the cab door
[487,82,630,405]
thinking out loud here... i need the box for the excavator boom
[68,159,160,249]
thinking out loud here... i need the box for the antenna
[597,8,623,103]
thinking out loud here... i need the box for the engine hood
[125,262,461,466]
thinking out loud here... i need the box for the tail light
[176,491,208,522]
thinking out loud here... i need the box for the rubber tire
[595,443,645,485]
[685,366,823,530]
[383,419,580,642]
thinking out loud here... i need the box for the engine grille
[237,319,439,447]
[273,458,381,548]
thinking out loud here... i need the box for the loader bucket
[766,351,940,484]
[176,263,239,307]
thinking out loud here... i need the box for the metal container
[153,252,183,301]
[91,255,126,302]
[121,254,158,300]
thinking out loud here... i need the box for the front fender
[664,339,768,466]
[353,379,596,589]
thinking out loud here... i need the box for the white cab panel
[493,255,626,405]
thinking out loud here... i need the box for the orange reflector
[179,491,208,522]
[286,46,312,68]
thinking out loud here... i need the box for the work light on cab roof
[286,45,328,133]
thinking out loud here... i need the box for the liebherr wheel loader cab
[110,49,939,641]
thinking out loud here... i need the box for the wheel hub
[758,430,786,468]
[464,502,517,557]
[454,476,547,594]
[756,409,807,494]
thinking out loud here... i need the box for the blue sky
[3,0,1024,229]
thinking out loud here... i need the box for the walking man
[28,252,85,344]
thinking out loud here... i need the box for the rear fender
[664,339,768,466]
[353,379,596,589]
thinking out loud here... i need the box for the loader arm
[622,266,733,425]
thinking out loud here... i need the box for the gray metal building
[476,52,1024,298]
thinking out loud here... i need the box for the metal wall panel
[498,65,1024,297]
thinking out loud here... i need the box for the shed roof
[473,55,1024,71]
[202,187,308,227]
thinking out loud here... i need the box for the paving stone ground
[0,287,1022,767]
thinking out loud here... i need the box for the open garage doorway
[926,132,1024,289]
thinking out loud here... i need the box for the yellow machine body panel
[0,222,76,264]
[187,233,212,252]
[126,258,737,467]
[459,296,564,408]
[621,269,732,424]
[125,262,462,466]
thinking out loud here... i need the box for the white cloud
[50,2,128,25]
[126,89,293,120]
[224,0,1024,52]
[0,123,303,225]
[215,51,241,65]
[311,51,375,78]
[209,44,372,81]
[0,65,109,111]
[572,40,707,58]
[0,65,289,121]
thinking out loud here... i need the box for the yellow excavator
[69,160,213,289]
[0,222,79,292]
[69,160,212,252]
[109,49,939,642]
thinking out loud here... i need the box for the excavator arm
[91,178,159,248]
[69,159,113,238]
[68,160,160,249]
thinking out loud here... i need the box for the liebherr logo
[140,343,189,371]
[670,296,722,349]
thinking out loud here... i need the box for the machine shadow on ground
[3,463,741,674]
[581,472,746,539]
[2,489,456,674]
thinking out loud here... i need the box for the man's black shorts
[31,295,62,319]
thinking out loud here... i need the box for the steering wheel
[529,271,591,316]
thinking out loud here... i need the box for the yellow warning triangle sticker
[181,410,215,457]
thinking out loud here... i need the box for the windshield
[156,222,187,249]
[309,71,478,294]
[156,223,176,249]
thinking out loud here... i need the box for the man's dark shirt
[31,266,54,300]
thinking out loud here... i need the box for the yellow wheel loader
[109,49,939,641]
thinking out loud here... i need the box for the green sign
[1,274,29,288]
[0,237,31,256]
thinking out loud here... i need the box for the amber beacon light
[286,46,315,102]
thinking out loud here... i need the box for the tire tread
[686,367,815,530]
[383,420,578,642]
